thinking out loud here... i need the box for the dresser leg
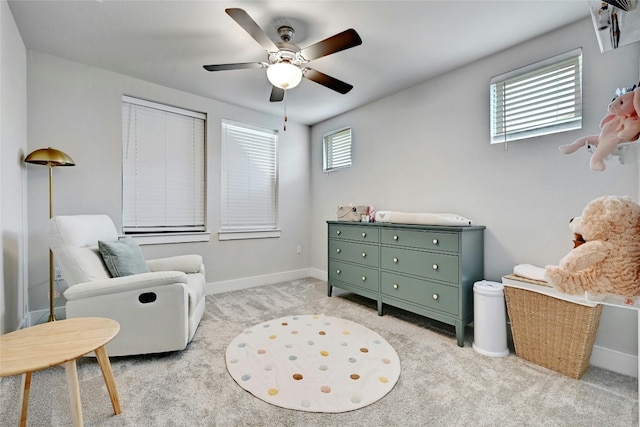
[455,322,465,347]
[377,301,383,316]
[327,284,333,297]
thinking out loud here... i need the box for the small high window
[323,127,352,171]
[490,48,582,144]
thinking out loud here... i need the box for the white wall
[310,19,640,375]
[25,51,311,312]
[14,11,640,376]
[1,0,28,333]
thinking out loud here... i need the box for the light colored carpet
[0,278,637,426]
[226,314,401,412]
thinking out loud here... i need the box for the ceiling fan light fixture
[267,62,302,90]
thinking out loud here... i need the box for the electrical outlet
[296,245,302,254]
[54,267,63,280]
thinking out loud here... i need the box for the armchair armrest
[146,254,203,274]
[64,270,188,301]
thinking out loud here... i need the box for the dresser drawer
[381,229,458,253]
[380,247,458,284]
[329,240,379,268]
[329,260,379,293]
[329,224,379,243]
[381,272,459,315]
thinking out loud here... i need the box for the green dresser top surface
[327,221,485,232]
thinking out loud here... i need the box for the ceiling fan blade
[203,63,264,72]
[225,8,279,52]
[270,87,285,102]
[299,29,362,61]
[303,68,353,94]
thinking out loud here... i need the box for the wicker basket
[502,274,603,379]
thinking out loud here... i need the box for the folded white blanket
[512,264,547,282]
[374,211,473,226]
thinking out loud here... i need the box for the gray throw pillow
[98,237,150,277]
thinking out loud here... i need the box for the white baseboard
[206,268,324,295]
[309,268,327,281]
[18,315,29,330]
[29,306,66,325]
[590,345,638,377]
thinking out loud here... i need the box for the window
[490,48,582,144]
[220,119,278,239]
[323,127,352,171]
[122,96,206,235]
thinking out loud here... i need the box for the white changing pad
[374,211,473,226]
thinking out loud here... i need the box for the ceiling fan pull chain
[283,97,288,131]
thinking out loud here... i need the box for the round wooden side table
[0,317,121,426]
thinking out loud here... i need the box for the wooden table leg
[64,359,83,427]
[18,372,32,427]
[94,345,121,415]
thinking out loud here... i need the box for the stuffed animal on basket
[559,84,640,171]
[544,195,640,296]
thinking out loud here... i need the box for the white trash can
[472,280,509,357]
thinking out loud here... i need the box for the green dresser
[327,221,485,347]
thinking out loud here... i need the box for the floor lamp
[25,147,75,321]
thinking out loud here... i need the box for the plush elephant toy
[559,84,640,171]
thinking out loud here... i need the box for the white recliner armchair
[47,214,206,356]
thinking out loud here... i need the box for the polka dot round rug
[225,314,401,413]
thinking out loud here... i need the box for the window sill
[218,229,281,241]
[126,232,211,245]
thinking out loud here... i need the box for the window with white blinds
[221,120,278,233]
[490,48,582,144]
[122,96,206,233]
[323,127,352,171]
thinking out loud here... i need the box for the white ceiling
[8,0,591,125]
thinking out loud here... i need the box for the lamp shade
[25,147,75,167]
[267,62,303,90]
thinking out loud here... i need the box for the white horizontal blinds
[122,96,205,233]
[323,127,352,171]
[221,120,278,231]
[491,48,582,144]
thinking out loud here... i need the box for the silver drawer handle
[432,264,438,270]
[361,276,366,281]
[362,232,367,237]
[362,252,367,258]
[393,283,399,289]
[336,248,341,253]
[336,230,341,235]
[432,293,439,300]
[393,257,398,263]
[393,235,398,240]
[336,269,341,274]
[432,238,438,245]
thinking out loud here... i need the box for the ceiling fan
[203,8,362,102]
